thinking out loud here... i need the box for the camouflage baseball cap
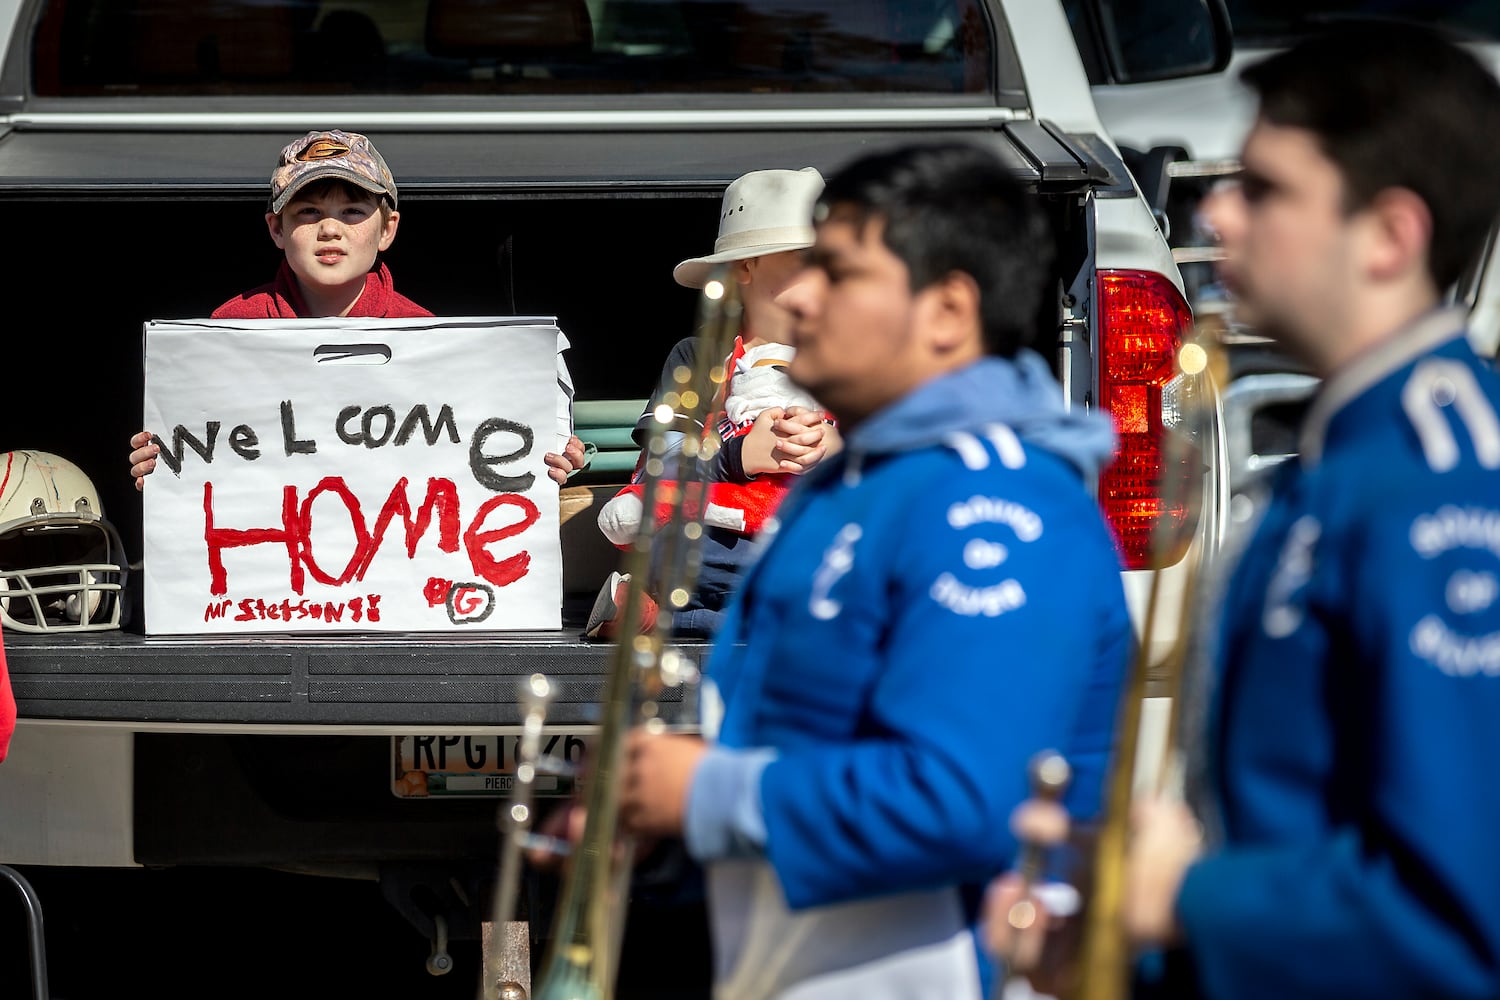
[268,130,397,214]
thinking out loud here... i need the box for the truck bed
[5,602,708,728]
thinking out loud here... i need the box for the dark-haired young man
[616,141,1133,999]
[990,22,1500,1000]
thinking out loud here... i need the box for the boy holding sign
[129,129,585,489]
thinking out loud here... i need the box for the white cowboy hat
[673,166,826,288]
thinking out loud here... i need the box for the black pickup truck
[0,0,1231,991]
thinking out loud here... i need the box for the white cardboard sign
[142,316,569,635]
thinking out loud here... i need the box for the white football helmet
[0,450,127,632]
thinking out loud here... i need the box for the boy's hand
[544,434,588,485]
[619,729,705,838]
[985,872,1061,978]
[983,799,1072,971]
[1123,796,1203,948]
[129,430,159,492]
[525,797,660,872]
[525,799,589,871]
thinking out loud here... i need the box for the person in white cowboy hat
[587,165,842,641]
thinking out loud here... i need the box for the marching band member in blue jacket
[989,23,1500,1000]
[619,142,1133,999]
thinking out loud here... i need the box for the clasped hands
[741,405,841,477]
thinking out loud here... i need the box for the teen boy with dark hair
[617,141,1132,1000]
[989,24,1500,1000]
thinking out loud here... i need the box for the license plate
[391,733,594,799]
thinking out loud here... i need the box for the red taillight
[1096,269,1198,570]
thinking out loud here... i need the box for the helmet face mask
[0,451,127,633]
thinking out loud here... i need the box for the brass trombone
[487,266,743,1000]
[1012,323,1225,1000]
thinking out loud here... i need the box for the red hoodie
[210,261,433,319]
[0,622,14,763]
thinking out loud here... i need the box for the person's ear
[920,271,983,355]
[378,209,400,252]
[732,258,755,287]
[265,211,286,249]
[1362,187,1433,285]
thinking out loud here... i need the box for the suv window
[1226,1,1500,45]
[35,0,995,97]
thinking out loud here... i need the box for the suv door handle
[1222,372,1319,489]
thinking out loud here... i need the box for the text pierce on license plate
[391,733,594,799]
